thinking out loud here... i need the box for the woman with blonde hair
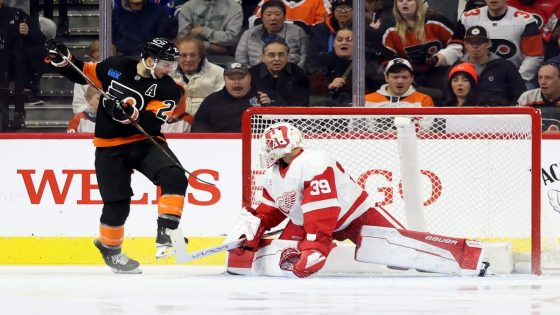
[382,0,462,101]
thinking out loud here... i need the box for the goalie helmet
[141,38,180,61]
[261,122,303,167]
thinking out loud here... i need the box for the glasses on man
[335,5,352,12]
[264,52,288,59]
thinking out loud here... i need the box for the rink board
[0,134,559,265]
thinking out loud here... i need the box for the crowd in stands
[1,0,560,134]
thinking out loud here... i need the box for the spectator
[248,0,330,30]
[517,58,560,134]
[161,36,225,133]
[458,25,526,106]
[249,39,310,106]
[465,0,560,49]
[365,58,434,107]
[308,0,352,61]
[440,62,480,107]
[365,0,394,32]
[30,0,69,36]
[236,0,309,68]
[307,28,354,106]
[454,0,544,84]
[114,0,179,16]
[176,0,243,56]
[112,0,175,57]
[191,62,282,132]
[67,86,100,133]
[0,0,45,131]
[382,0,462,101]
[72,41,117,114]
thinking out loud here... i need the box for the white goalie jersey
[259,149,372,233]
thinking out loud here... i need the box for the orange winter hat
[449,62,478,85]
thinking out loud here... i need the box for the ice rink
[2,266,560,315]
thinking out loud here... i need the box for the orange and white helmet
[261,122,303,167]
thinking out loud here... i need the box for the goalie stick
[168,228,283,263]
[52,51,214,186]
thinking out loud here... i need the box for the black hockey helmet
[141,38,180,61]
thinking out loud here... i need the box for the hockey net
[241,107,558,275]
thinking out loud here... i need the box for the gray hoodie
[177,0,243,49]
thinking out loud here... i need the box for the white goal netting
[243,107,558,274]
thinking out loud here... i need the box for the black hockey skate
[155,227,188,259]
[478,261,491,277]
[94,239,142,274]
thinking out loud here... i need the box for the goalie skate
[94,239,141,274]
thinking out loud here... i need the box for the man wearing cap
[453,0,544,84]
[191,62,282,132]
[456,25,526,106]
[364,58,434,108]
[517,57,560,134]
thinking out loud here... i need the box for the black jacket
[191,87,282,132]
[454,54,526,106]
[249,62,310,106]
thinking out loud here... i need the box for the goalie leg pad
[355,226,486,276]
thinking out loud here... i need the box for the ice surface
[1,266,559,314]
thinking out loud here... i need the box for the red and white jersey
[458,5,544,80]
[508,0,560,41]
[257,149,373,237]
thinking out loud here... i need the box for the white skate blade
[155,245,175,259]
[167,228,189,263]
[111,267,142,274]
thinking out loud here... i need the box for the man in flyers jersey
[46,37,188,274]
[225,122,490,278]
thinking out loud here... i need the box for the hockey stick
[56,53,214,186]
[169,229,283,264]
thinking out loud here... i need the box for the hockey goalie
[225,122,490,278]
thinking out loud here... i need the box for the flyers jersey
[256,149,373,237]
[508,0,560,41]
[457,6,543,68]
[81,57,182,147]
[382,12,459,73]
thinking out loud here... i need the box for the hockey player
[225,122,489,278]
[46,38,188,274]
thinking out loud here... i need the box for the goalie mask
[141,38,180,79]
[261,122,303,167]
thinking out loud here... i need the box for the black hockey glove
[104,98,139,124]
[46,39,71,66]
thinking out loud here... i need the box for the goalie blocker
[227,226,489,277]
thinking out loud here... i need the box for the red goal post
[242,107,544,274]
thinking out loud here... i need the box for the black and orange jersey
[49,56,182,147]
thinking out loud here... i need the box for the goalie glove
[224,207,266,255]
[46,39,72,67]
[104,98,139,124]
[279,233,336,278]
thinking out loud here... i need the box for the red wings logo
[277,191,297,214]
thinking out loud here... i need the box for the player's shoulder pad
[297,150,335,180]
